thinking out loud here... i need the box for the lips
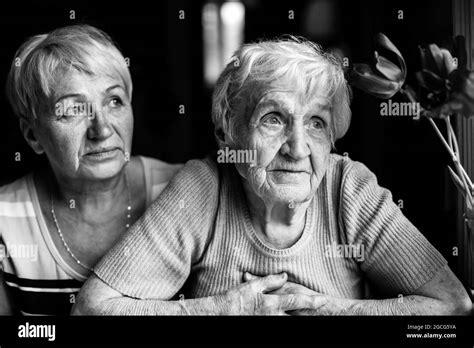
[269,169,311,174]
[84,147,122,160]
[86,146,120,155]
[268,170,311,184]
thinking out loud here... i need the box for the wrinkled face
[34,71,133,181]
[233,77,333,205]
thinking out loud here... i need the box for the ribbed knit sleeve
[94,158,219,300]
[340,160,447,296]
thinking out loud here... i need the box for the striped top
[0,156,182,315]
[95,154,448,304]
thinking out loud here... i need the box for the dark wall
[0,0,460,273]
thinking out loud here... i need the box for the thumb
[255,273,287,293]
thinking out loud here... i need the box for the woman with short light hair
[0,24,182,315]
[74,37,471,316]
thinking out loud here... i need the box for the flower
[349,33,406,99]
[446,69,474,118]
[416,35,474,118]
[416,43,455,111]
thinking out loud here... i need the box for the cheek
[120,108,134,138]
[234,128,283,186]
[308,138,331,177]
[110,107,133,144]
[39,121,86,167]
[248,129,284,168]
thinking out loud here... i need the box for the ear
[19,118,45,155]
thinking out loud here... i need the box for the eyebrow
[54,93,84,105]
[256,99,281,111]
[106,84,125,93]
[54,85,125,104]
[256,99,332,115]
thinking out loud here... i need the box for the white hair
[212,36,352,147]
[6,24,132,121]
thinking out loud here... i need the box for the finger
[253,273,287,293]
[278,294,316,312]
[288,309,314,316]
[267,288,286,296]
[243,272,260,282]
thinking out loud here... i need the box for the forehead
[255,90,331,111]
[247,72,332,109]
[250,86,332,119]
[53,70,124,98]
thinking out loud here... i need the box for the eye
[262,113,283,126]
[108,97,123,108]
[309,116,326,130]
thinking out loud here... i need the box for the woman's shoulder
[0,174,34,212]
[139,155,218,180]
[0,174,39,241]
[323,153,382,204]
[138,156,183,182]
[137,155,220,205]
[326,153,374,184]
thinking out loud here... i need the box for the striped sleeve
[94,158,219,300]
[340,160,447,296]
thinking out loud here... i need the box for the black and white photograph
[0,0,473,345]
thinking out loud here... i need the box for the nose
[280,123,310,160]
[87,106,114,140]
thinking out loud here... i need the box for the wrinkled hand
[215,273,315,315]
[244,272,338,315]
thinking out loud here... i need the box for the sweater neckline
[231,170,316,258]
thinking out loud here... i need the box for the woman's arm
[261,266,472,315]
[72,273,315,315]
[0,270,15,315]
[329,265,473,315]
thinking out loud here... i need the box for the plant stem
[399,87,473,199]
[446,116,454,150]
[446,118,474,190]
[427,118,457,159]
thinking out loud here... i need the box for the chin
[81,160,125,180]
[265,184,313,205]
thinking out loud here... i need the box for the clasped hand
[216,272,335,315]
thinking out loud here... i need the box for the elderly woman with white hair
[74,37,472,315]
[0,25,182,315]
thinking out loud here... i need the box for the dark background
[0,1,462,278]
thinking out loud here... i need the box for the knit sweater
[95,154,447,301]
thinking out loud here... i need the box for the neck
[47,166,129,220]
[242,180,310,249]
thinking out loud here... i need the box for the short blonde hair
[6,24,132,121]
[212,36,352,146]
